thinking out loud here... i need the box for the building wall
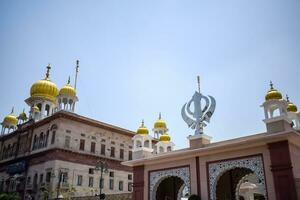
[142,145,276,200]
[289,143,300,199]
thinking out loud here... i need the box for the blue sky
[0,0,299,148]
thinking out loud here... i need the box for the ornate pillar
[133,165,144,200]
[268,140,297,200]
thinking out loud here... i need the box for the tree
[0,193,21,200]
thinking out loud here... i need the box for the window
[109,179,114,190]
[128,174,132,180]
[119,181,123,191]
[89,168,94,174]
[51,131,56,144]
[128,151,132,160]
[46,172,51,183]
[77,175,83,186]
[91,142,96,153]
[101,144,106,155]
[39,174,44,183]
[61,172,68,183]
[88,177,94,187]
[110,147,115,157]
[128,182,132,191]
[120,149,124,159]
[64,136,71,148]
[109,172,114,178]
[99,178,104,189]
[27,176,31,184]
[79,139,85,151]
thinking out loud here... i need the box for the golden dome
[32,105,40,113]
[159,133,171,142]
[18,109,27,121]
[59,77,76,97]
[154,113,167,129]
[137,120,149,135]
[30,65,59,102]
[286,96,298,112]
[3,108,18,126]
[265,81,282,101]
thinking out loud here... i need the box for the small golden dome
[32,105,40,113]
[154,113,167,129]
[159,133,171,142]
[137,120,149,135]
[59,77,76,97]
[18,109,27,121]
[265,81,282,101]
[286,95,298,112]
[3,108,18,126]
[30,65,59,102]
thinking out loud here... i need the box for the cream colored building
[0,63,134,199]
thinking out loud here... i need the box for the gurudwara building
[0,62,145,200]
[123,80,300,200]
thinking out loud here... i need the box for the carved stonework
[208,155,267,200]
[149,166,190,200]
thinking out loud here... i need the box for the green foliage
[188,194,201,200]
[0,193,21,200]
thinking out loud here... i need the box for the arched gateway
[149,166,190,200]
[208,155,267,200]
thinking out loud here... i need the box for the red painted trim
[132,165,144,200]
[268,140,297,200]
[195,156,201,196]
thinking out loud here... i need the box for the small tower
[261,82,291,133]
[18,109,28,124]
[132,120,154,159]
[152,113,168,139]
[155,133,175,154]
[286,95,300,130]
[25,64,59,120]
[57,77,78,112]
[1,108,18,135]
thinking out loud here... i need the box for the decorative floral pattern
[208,155,267,200]
[149,166,190,200]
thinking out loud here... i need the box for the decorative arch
[149,166,190,200]
[208,155,267,200]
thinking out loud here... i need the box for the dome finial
[67,76,71,84]
[197,75,201,93]
[11,107,14,114]
[45,64,51,80]
[159,112,161,120]
[286,94,290,102]
[270,81,274,89]
[141,119,144,127]
[75,60,79,90]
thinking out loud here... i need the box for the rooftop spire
[159,112,162,120]
[286,94,290,102]
[11,107,14,114]
[270,81,274,89]
[75,60,79,89]
[45,64,51,80]
[197,75,201,93]
[141,119,144,127]
[67,76,71,84]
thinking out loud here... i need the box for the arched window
[45,104,50,116]
[2,147,6,159]
[159,146,164,153]
[144,140,150,148]
[33,135,37,150]
[37,103,42,111]
[39,132,44,148]
[136,140,142,148]
[44,130,49,147]
[167,146,172,152]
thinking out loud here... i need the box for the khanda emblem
[181,76,216,135]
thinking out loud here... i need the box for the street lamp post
[94,160,108,200]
